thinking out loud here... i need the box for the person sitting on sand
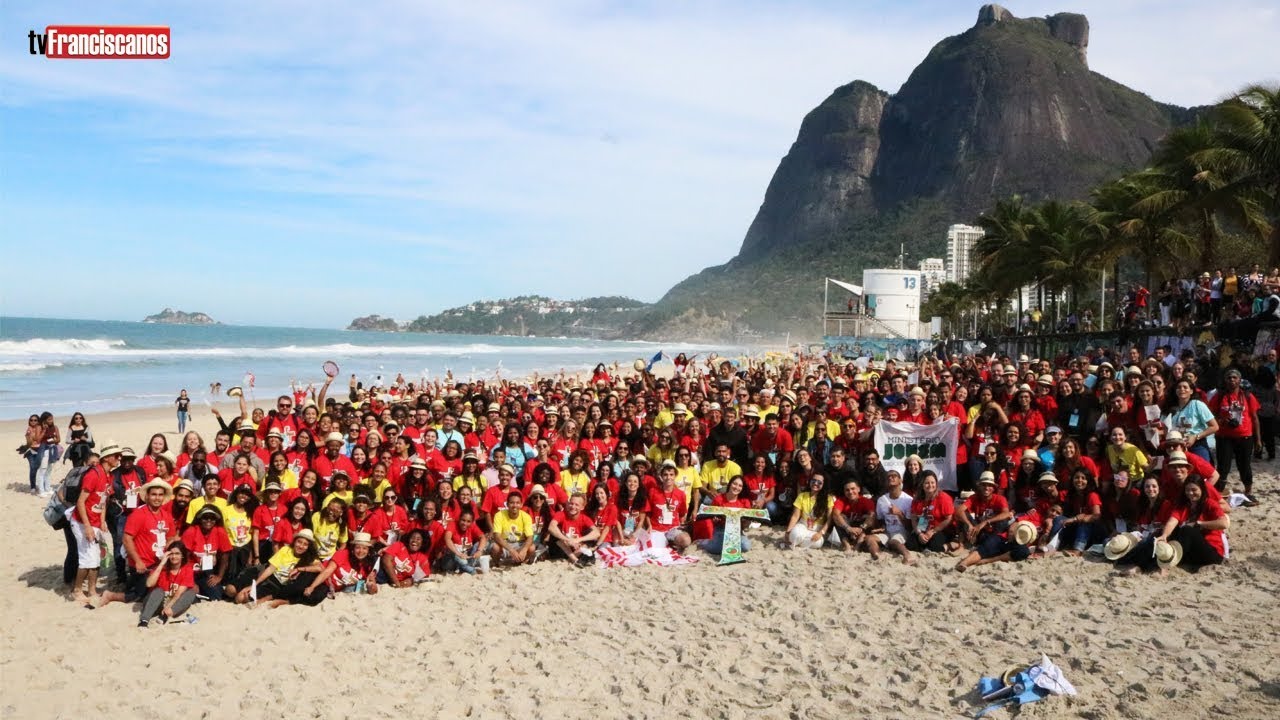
[868,470,915,565]
[136,540,197,626]
[491,491,537,565]
[696,475,753,556]
[955,501,1036,572]
[1056,468,1102,555]
[830,478,876,554]
[646,462,691,552]
[783,474,833,549]
[954,471,1013,550]
[316,531,378,594]
[1119,475,1230,575]
[548,493,600,566]
[443,508,489,574]
[181,506,232,601]
[233,529,327,607]
[310,497,349,562]
[380,529,433,587]
[908,470,956,553]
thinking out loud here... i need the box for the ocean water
[0,317,734,420]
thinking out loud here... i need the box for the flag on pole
[645,351,664,372]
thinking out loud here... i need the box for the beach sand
[1,406,1278,719]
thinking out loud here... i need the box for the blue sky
[2,1,1276,328]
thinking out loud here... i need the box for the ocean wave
[0,361,65,372]
[0,338,126,355]
[0,337,689,361]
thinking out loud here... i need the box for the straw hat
[672,403,690,416]
[1104,533,1136,561]
[1155,539,1183,568]
[266,429,284,440]
[292,529,316,545]
[349,532,373,547]
[120,447,138,459]
[98,444,122,458]
[325,432,345,445]
[1037,472,1059,486]
[195,505,223,522]
[459,412,476,425]
[409,457,428,470]
[1011,520,1039,546]
[487,402,501,413]
[259,482,283,501]
[743,405,761,419]
[226,386,243,398]
[527,484,547,497]
[1163,431,1186,446]
[238,421,256,433]
[138,478,173,502]
[1021,449,1039,463]
[1037,374,1054,386]
[1166,451,1192,468]
[977,471,997,487]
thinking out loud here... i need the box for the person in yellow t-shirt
[222,486,255,549]
[645,429,679,467]
[559,450,592,497]
[321,470,355,511]
[672,448,700,497]
[694,444,742,509]
[490,493,536,565]
[186,475,228,524]
[310,498,349,561]
[357,463,392,503]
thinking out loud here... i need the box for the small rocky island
[347,314,401,332]
[142,308,220,325]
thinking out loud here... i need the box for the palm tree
[1209,84,1280,265]
[1029,200,1098,328]
[974,195,1036,331]
[1135,120,1269,269]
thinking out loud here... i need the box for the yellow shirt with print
[652,408,675,430]
[646,444,677,467]
[222,504,253,548]
[452,474,486,497]
[696,459,742,495]
[310,512,349,561]
[492,510,534,545]
[261,469,298,491]
[559,469,590,497]
[673,466,699,497]
[793,491,834,529]
[357,479,392,503]
[267,546,302,583]
[186,496,228,525]
[803,419,841,445]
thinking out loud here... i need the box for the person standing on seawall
[175,390,191,434]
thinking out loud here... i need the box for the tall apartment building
[945,223,984,284]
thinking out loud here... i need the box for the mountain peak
[975,5,1089,66]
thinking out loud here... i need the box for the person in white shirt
[869,470,916,565]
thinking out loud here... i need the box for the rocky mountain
[350,296,649,338]
[142,308,219,325]
[347,314,400,332]
[634,5,1199,340]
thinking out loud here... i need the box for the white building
[918,258,946,296]
[945,223,984,284]
[862,269,924,339]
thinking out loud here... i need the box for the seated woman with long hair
[137,541,197,627]
[784,474,832,550]
[696,475,753,556]
[1058,468,1102,555]
[232,529,326,607]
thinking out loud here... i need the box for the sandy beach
[1,406,1278,719]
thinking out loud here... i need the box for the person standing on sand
[175,389,190,434]
[70,443,121,606]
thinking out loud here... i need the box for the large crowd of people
[23,337,1277,625]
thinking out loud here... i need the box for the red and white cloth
[596,531,699,568]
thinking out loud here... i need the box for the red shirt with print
[123,505,177,567]
[552,510,596,539]
[645,486,688,532]
[910,492,956,532]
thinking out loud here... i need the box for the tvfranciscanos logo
[28,26,169,59]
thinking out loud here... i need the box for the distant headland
[142,308,220,325]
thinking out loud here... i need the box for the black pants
[1258,417,1277,459]
[1216,436,1255,492]
[910,530,948,552]
[61,522,78,585]
[259,571,325,606]
[1171,525,1224,570]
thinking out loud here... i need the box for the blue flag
[645,351,664,372]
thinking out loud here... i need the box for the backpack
[43,465,90,528]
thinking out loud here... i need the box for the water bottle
[186,616,198,624]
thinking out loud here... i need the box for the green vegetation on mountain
[142,308,219,325]
[353,296,650,338]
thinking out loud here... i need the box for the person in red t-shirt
[908,471,955,553]
[1120,475,1229,575]
[182,506,233,600]
[646,464,691,552]
[695,476,753,556]
[380,529,433,587]
[750,414,794,462]
[72,445,121,606]
[364,489,411,547]
[443,509,488,574]
[137,540,197,626]
[584,485,620,546]
[99,478,178,609]
[954,472,1014,571]
[549,493,600,566]
[1058,468,1102,554]
[1208,369,1262,497]
[830,478,876,552]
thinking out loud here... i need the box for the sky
[1,1,1276,328]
